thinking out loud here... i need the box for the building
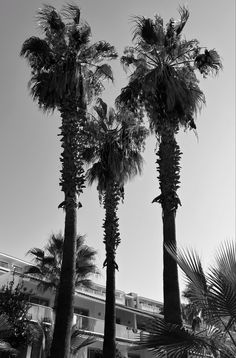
[0,252,163,358]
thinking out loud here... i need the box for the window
[0,261,9,269]
[29,296,49,306]
[88,348,103,358]
[74,307,89,316]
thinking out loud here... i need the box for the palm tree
[116,6,222,325]
[21,4,117,357]
[26,233,98,306]
[85,98,147,358]
[138,241,236,358]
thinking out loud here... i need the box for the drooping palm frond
[20,37,53,70]
[27,248,45,263]
[93,63,114,82]
[70,325,96,355]
[195,49,223,76]
[137,316,235,358]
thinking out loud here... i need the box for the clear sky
[0,0,235,302]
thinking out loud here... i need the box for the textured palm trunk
[50,97,86,358]
[103,183,120,358]
[157,131,182,325]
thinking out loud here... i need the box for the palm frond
[70,326,96,354]
[20,37,52,70]
[37,5,65,33]
[94,97,108,119]
[94,64,114,82]
[174,6,190,35]
[23,265,42,275]
[93,41,118,60]
[137,316,235,358]
[195,49,223,76]
[132,16,159,45]
[165,244,208,310]
[214,241,236,281]
[61,4,81,24]
[69,22,92,48]
[27,248,45,262]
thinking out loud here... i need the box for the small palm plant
[84,98,148,358]
[137,240,236,358]
[21,4,117,357]
[116,6,222,325]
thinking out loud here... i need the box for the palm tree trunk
[50,203,77,358]
[157,131,182,325]
[103,184,120,358]
[50,97,86,358]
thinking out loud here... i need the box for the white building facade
[0,252,163,358]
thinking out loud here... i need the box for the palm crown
[117,6,222,134]
[21,4,117,111]
[85,98,147,198]
[26,233,98,292]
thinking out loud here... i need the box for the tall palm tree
[26,233,98,306]
[85,98,147,358]
[138,241,236,358]
[21,4,117,357]
[116,6,222,325]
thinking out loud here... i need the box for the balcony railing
[138,302,160,314]
[77,286,125,305]
[74,314,139,341]
[27,305,141,342]
[27,304,53,322]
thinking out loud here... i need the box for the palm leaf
[137,316,235,358]
[94,64,114,81]
[61,4,81,24]
[165,244,208,311]
[132,16,159,45]
[174,6,190,35]
[37,5,65,32]
[70,325,96,354]
[20,37,52,70]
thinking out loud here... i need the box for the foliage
[116,5,222,135]
[0,280,37,353]
[137,241,236,357]
[85,98,147,201]
[20,4,117,112]
[26,233,98,293]
[85,98,147,266]
[38,320,96,357]
[0,314,17,356]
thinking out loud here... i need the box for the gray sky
[0,0,235,301]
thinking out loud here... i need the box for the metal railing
[74,314,140,341]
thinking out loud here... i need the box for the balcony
[78,286,125,305]
[139,302,160,314]
[27,304,53,322]
[74,314,140,341]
